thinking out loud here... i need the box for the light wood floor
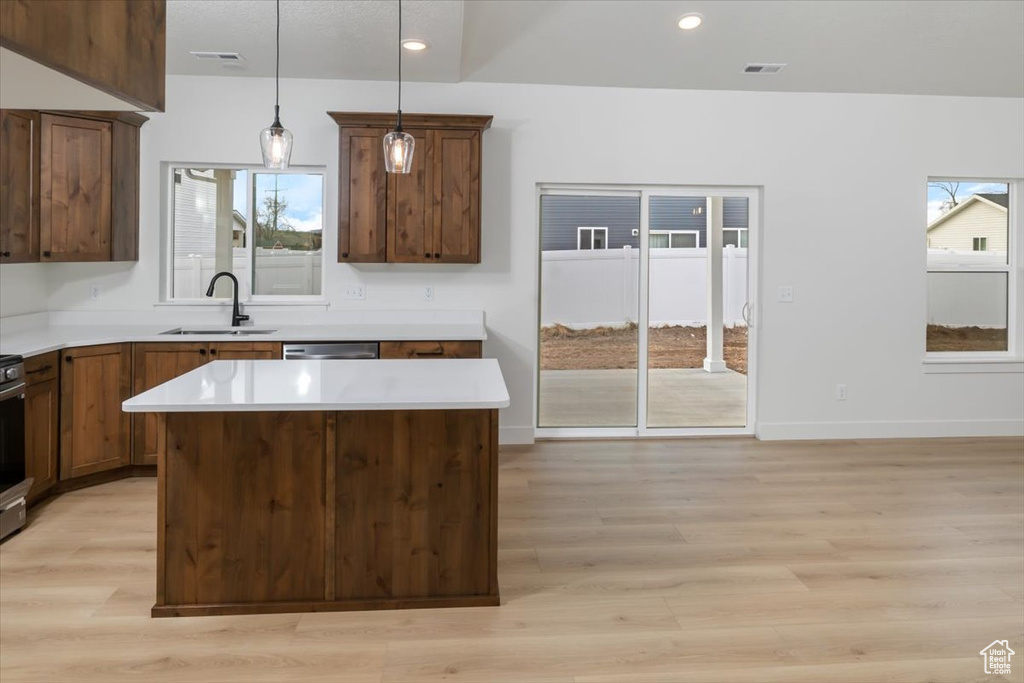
[1,437,1022,682]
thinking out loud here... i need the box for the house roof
[926,192,1008,232]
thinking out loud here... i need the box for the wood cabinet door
[60,343,131,479]
[0,110,40,263]
[133,343,209,465]
[208,342,282,360]
[24,357,59,503]
[431,129,481,263]
[379,340,482,359]
[338,127,387,263]
[386,129,433,263]
[110,119,139,261]
[39,114,112,262]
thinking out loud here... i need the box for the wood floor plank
[1,436,1020,683]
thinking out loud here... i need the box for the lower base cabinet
[24,352,59,502]
[132,342,282,465]
[60,343,132,479]
[379,341,482,359]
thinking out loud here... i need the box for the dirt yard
[926,325,1007,352]
[541,324,748,374]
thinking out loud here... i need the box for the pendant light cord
[396,0,403,129]
[274,0,281,123]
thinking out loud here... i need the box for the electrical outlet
[342,285,365,300]
[89,285,100,300]
[836,384,847,401]
[778,286,794,303]
[423,286,435,302]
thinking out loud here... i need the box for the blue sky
[233,171,323,232]
[927,181,1007,224]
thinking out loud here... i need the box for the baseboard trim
[499,426,535,445]
[757,419,1024,441]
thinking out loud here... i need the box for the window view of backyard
[171,167,324,299]
[926,181,1010,352]
[538,193,749,429]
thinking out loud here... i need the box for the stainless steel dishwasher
[282,342,379,360]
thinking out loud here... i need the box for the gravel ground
[926,325,1007,352]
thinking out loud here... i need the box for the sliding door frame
[535,183,761,439]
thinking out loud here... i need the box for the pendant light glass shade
[260,108,293,169]
[385,0,414,174]
[383,125,414,174]
[261,0,292,169]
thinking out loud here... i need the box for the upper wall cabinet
[0,110,145,264]
[0,110,39,262]
[329,112,492,264]
[0,0,166,112]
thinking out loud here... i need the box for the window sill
[156,300,330,309]
[922,358,1024,374]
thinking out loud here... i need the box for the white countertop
[122,359,510,412]
[0,317,487,358]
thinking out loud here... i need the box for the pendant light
[259,0,293,169]
[384,0,414,174]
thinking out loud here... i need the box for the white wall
[3,75,1022,440]
[541,247,748,328]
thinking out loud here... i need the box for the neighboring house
[173,168,248,256]
[927,193,1008,252]
[232,210,246,247]
[541,195,749,251]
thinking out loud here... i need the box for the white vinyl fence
[927,249,1009,328]
[541,246,748,328]
[174,248,322,298]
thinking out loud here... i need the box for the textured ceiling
[166,0,1024,97]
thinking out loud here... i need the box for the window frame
[163,162,327,304]
[924,178,1022,370]
[577,226,609,250]
[650,229,700,249]
[972,236,988,252]
[723,228,749,249]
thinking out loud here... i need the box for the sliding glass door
[537,186,757,436]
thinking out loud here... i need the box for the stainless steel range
[0,354,32,541]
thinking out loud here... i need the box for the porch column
[213,169,235,298]
[704,196,727,373]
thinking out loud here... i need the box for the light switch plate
[778,286,794,303]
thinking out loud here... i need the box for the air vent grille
[743,63,786,74]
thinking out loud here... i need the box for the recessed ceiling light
[677,13,703,30]
[401,39,429,52]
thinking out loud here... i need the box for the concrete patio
[538,368,747,428]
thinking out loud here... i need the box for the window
[926,180,1014,354]
[170,165,324,300]
[578,227,608,250]
[650,230,699,248]
[723,228,749,248]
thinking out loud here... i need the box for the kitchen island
[123,358,509,617]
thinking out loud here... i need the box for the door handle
[741,302,752,326]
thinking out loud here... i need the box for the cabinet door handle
[434,252,441,259]
[341,252,349,258]
[210,348,218,355]
[43,250,51,258]
[199,349,207,356]
[413,349,447,357]
[424,252,432,258]
[64,356,73,363]
[1,251,9,258]
[27,364,53,374]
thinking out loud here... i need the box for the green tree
[254,193,294,247]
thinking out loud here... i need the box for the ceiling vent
[190,51,246,66]
[743,63,786,74]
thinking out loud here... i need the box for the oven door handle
[0,383,26,401]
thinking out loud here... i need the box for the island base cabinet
[158,412,327,610]
[153,408,499,617]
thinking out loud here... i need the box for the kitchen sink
[161,328,278,336]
